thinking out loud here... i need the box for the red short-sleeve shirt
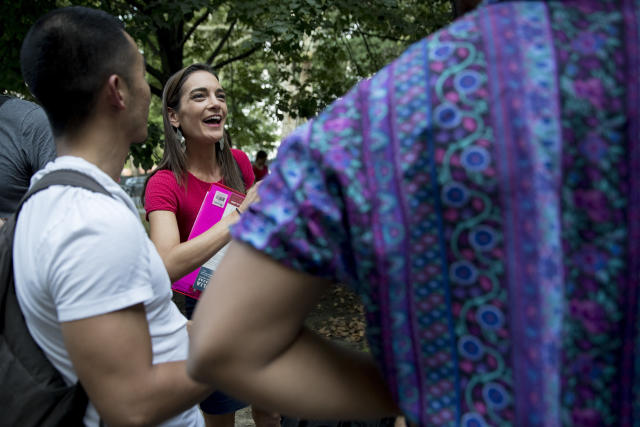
[145,148,254,242]
[252,163,269,181]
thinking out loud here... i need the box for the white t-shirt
[13,156,204,427]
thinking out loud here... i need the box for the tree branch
[212,44,262,69]
[145,63,164,83]
[206,18,238,65]
[150,83,163,98]
[353,29,407,43]
[146,37,161,57]
[115,0,161,56]
[340,36,364,76]
[356,22,379,71]
[182,10,210,47]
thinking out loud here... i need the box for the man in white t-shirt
[13,7,210,426]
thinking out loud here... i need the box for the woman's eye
[192,93,205,100]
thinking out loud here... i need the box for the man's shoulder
[24,184,141,245]
[0,97,43,118]
[15,178,148,270]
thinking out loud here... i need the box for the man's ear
[105,74,127,110]
[168,107,180,128]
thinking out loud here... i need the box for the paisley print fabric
[232,0,640,425]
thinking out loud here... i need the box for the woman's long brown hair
[142,63,245,206]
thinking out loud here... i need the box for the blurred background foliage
[1,0,454,170]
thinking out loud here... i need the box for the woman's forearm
[161,212,239,281]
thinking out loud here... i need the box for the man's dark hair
[256,150,268,160]
[20,6,137,137]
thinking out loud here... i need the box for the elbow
[121,414,155,427]
[187,327,239,385]
[186,353,209,384]
[187,339,221,384]
[153,246,183,283]
[165,261,185,283]
[160,256,181,283]
[95,388,167,427]
[99,406,157,427]
[167,270,181,283]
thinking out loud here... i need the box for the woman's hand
[238,182,261,214]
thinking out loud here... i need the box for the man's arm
[62,303,212,426]
[188,241,399,420]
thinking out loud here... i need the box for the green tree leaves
[1,0,453,166]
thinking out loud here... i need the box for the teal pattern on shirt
[232,0,640,425]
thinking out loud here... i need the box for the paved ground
[235,406,255,427]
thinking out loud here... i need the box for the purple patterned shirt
[233,1,640,425]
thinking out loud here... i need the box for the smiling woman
[144,64,246,194]
[167,71,228,155]
[143,64,253,279]
[140,63,277,427]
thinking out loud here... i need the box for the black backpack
[0,169,110,426]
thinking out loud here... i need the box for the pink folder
[172,182,245,299]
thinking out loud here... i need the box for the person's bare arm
[62,304,212,426]
[188,241,400,419]
[148,210,235,281]
[148,183,260,281]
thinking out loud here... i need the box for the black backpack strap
[4,169,111,232]
[1,169,111,426]
[23,169,110,202]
